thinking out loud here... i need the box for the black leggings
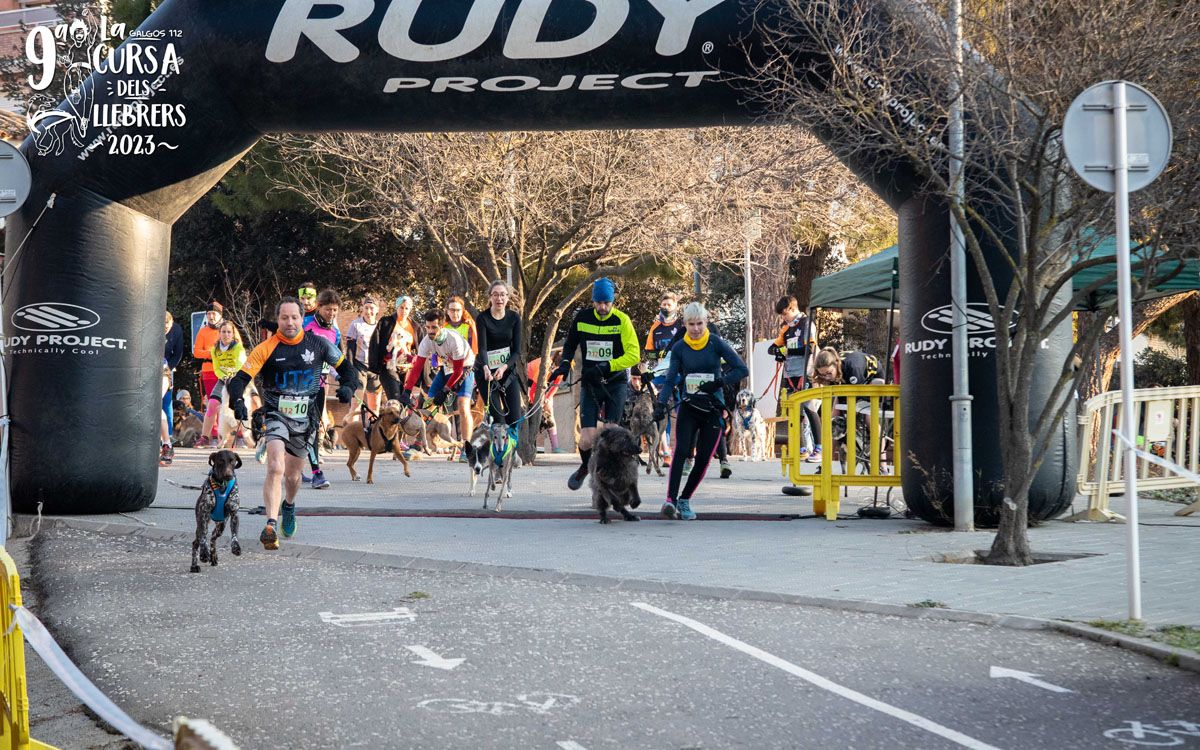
[482,373,523,427]
[668,402,724,502]
[308,389,327,470]
[380,370,404,402]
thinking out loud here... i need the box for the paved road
[29,528,1200,749]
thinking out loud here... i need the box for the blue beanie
[592,278,615,303]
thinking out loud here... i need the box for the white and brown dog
[732,389,768,462]
[462,423,492,497]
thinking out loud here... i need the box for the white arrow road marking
[989,666,1074,693]
[632,602,1003,750]
[406,645,465,671]
[556,743,588,750]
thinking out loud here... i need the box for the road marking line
[631,602,1003,750]
[557,742,588,750]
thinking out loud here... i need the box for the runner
[551,278,640,491]
[161,311,185,465]
[298,281,319,316]
[198,320,246,448]
[192,301,226,444]
[644,291,684,463]
[445,295,479,451]
[303,289,342,489]
[346,296,381,414]
[475,281,523,438]
[654,302,748,520]
[398,310,475,452]
[227,297,359,550]
[769,295,819,460]
[368,295,418,402]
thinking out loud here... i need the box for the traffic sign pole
[1064,79,1171,622]
[1111,81,1142,621]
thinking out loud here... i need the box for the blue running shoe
[677,499,697,520]
[311,470,330,490]
[281,502,297,538]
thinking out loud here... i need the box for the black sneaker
[660,500,678,519]
[719,462,732,479]
[567,467,588,491]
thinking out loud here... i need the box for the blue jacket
[658,332,748,410]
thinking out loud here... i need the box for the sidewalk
[45,445,1200,627]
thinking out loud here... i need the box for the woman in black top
[475,280,524,430]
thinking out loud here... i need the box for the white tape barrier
[9,605,173,750]
[1112,431,1200,487]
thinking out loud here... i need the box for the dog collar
[209,477,236,522]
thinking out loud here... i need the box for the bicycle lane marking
[631,602,1004,750]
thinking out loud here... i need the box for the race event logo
[4,302,127,356]
[267,0,727,95]
[24,13,185,160]
[907,303,1016,360]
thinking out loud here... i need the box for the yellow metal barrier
[780,385,901,520]
[1,548,56,750]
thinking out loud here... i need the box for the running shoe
[719,461,732,479]
[194,436,210,449]
[259,524,279,550]
[158,444,173,466]
[797,447,811,459]
[255,441,267,464]
[805,449,822,464]
[281,502,297,538]
[311,470,330,489]
[567,466,588,491]
[660,500,678,519]
[677,499,697,520]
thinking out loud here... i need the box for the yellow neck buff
[684,328,709,350]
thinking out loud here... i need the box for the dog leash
[758,361,783,401]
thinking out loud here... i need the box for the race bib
[585,340,614,361]
[278,396,309,420]
[685,373,715,394]
[786,336,801,352]
[486,347,510,369]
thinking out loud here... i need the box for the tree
[751,0,1200,563]
[267,127,864,460]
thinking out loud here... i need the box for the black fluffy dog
[190,450,242,573]
[588,426,643,524]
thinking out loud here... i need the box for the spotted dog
[191,450,242,573]
[732,389,768,462]
[463,423,492,497]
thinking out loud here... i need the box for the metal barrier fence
[779,385,902,520]
[0,547,54,750]
[1071,384,1200,522]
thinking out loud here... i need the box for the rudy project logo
[267,0,728,63]
[12,303,100,332]
[920,303,1016,336]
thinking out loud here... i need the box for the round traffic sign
[0,140,31,217]
[1062,80,1172,193]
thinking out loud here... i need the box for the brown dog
[343,400,411,483]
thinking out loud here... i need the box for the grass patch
[908,599,947,609]
[1087,620,1200,655]
[404,591,431,601]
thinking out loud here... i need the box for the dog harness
[491,428,518,464]
[741,409,755,431]
[208,477,236,522]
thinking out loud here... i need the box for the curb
[21,515,1199,675]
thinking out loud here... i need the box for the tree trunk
[1076,292,1197,402]
[986,490,1033,565]
[1184,295,1200,386]
[865,309,890,359]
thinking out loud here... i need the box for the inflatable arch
[3,0,1074,522]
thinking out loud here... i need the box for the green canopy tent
[811,238,1200,312]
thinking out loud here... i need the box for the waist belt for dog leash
[209,478,236,522]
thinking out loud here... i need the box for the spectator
[346,296,381,413]
[192,301,227,439]
[161,311,185,465]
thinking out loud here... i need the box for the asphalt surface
[27,527,1200,750]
